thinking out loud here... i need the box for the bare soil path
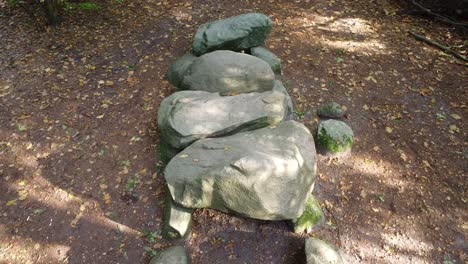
[0,1,466,263]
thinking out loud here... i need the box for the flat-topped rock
[193,13,272,56]
[181,50,275,95]
[157,90,288,149]
[164,121,317,220]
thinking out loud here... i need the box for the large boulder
[316,120,354,157]
[181,50,275,95]
[305,238,345,264]
[149,246,188,264]
[166,53,197,88]
[164,121,317,220]
[251,46,282,75]
[157,90,288,149]
[192,13,273,56]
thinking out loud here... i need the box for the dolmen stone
[316,120,353,157]
[149,246,188,264]
[162,193,192,239]
[167,53,197,88]
[251,46,282,75]
[291,194,324,233]
[305,238,345,264]
[181,50,275,95]
[157,90,289,149]
[193,13,272,56]
[164,121,317,220]
[317,102,344,119]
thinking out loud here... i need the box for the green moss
[317,127,353,154]
[157,143,179,164]
[292,195,324,233]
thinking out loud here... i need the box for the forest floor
[0,0,467,263]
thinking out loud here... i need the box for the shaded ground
[0,0,466,263]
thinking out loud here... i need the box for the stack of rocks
[154,13,343,264]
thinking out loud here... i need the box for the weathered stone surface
[181,50,275,95]
[305,238,344,264]
[166,53,197,88]
[317,102,344,119]
[251,46,282,75]
[316,120,353,156]
[272,80,294,120]
[149,246,188,264]
[157,90,288,149]
[291,194,324,233]
[164,121,317,220]
[193,13,272,56]
[162,193,192,239]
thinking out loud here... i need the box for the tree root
[408,31,468,63]
[411,0,468,28]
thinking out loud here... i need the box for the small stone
[316,120,354,157]
[305,238,345,264]
[291,195,324,233]
[250,46,282,75]
[162,193,192,239]
[317,102,343,119]
[149,246,188,264]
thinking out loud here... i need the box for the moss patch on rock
[291,195,324,233]
[316,119,353,156]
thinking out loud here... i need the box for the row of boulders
[153,13,351,264]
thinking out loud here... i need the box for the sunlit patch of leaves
[64,1,101,11]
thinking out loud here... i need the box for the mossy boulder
[250,46,282,75]
[192,13,273,56]
[291,195,324,233]
[317,102,343,119]
[316,120,353,156]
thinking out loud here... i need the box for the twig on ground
[411,0,468,27]
[323,202,341,247]
[408,31,468,63]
